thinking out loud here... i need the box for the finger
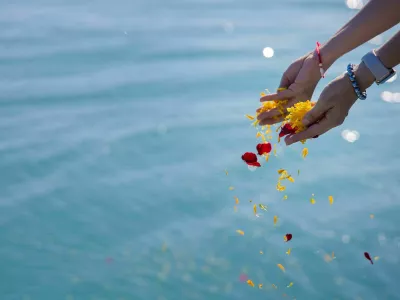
[259,114,286,126]
[284,117,333,145]
[257,98,297,120]
[279,74,290,90]
[302,99,332,127]
[260,88,295,102]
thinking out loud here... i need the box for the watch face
[377,70,397,85]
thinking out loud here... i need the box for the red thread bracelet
[316,41,325,78]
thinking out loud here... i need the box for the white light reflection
[381,91,400,103]
[262,47,274,58]
[346,0,364,9]
[341,129,360,143]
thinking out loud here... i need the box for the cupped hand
[257,51,322,125]
[284,71,361,146]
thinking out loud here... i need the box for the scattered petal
[241,152,258,164]
[258,283,263,289]
[279,124,296,138]
[273,215,278,226]
[364,252,373,264]
[277,264,285,272]
[256,143,272,155]
[283,195,288,200]
[247,279,255,287]
[234,196,239,204]
[236,230,244,235]
[229,186,235,190]
[259,204,268,211]
[374,256,379,261]
[310,198,316,204]
[297,169,300,175]
[162,243,167,252]
[239,273,248,282]
[256,132,262,138]
[249,199,252,203]
[234,205,237,212]
[332,252,336,259]
[286,248,291,255]
[260,251,264,254]
[324,254,333,262]
[284,234,292,242]
[370,214,374,219]
[225,169,228,175]
[329,195,334,205]
[287,282,293,288]
[253,204,257,215]
[302,148,308,159]
[245,114,255,120]
[272,284,278,289]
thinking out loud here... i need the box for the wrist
[354,61,375,91]
[319,40,342,70]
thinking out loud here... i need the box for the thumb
[302,101,329,127]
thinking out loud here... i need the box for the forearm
[320,0,400,68]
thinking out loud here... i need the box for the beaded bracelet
[346,64,367,100]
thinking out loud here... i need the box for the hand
[284,62,375,145]
[257,51,323,125]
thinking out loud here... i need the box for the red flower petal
[285,233,292,242]
[242,152,258,163]
[279,124,297,138]
[256,143,272,155]
[364,252,373,265]
[247,161,261,167]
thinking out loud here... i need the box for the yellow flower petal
[247,279,255,287]
[253,204,257,215]
[260,250,263,254]
[310,198,316,205]
[287,282,293,288]
[265,154,270,162]
[277,264,285,272]
[236,230,244,235]
[302,148,308,159]
[225,169,228,176]
[259,204,268,211]
[324,254,332,262]
[374,256,379,261]
[260,92,266,97]
[258,283,263,289]
[245,114,255,120]
[287,176,295,183]
[273,215,278,226]
[256,132,262,138]
[229,186,234,190]
[283,195,288,200]
[272,284,278,289]
[329,195,334,205]
[286,248,291,255]
[234,196,239,204]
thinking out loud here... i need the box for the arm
[321,0,400,68]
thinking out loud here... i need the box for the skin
[286,30,400,145]
[257,0,400,126]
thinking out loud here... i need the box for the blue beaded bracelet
[346,64,367,100]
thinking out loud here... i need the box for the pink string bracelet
[316,42,325,78]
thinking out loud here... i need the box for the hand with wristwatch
[256,0,399,145]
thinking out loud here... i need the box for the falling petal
[234,206,237,212]
[236,230,244,235]
[283,195,288,200]
[245,114,255,120]
[329,195,334,205]
[225,170,228,175]
[239,273,248,282]
[302,148,308,159]
[374,256,379,261]
[249,200,252,203]
[256,132,262,138]
[272,284,278,289]
[277,264,285,272]
[259,204,268,211]
[370,214,374,219]
[310,198,316,205]
[287,282,293,288]
[247,279,255,287]
[273,215,278,226]
[364,252,373,264]
[258,284,263,289]
[234,196,239,204]
[286,248,291,255]
[332,252,336,259]
[324,254,333,262]
[253,204,257,215]
[284,233,292,242]
[162,243,167,252]
[260,251,264,254]
[229,186,235,190]
[256,143,272,155]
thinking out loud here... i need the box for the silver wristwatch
[361,50,396,85]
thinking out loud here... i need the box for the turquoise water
[1,0,400,299]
